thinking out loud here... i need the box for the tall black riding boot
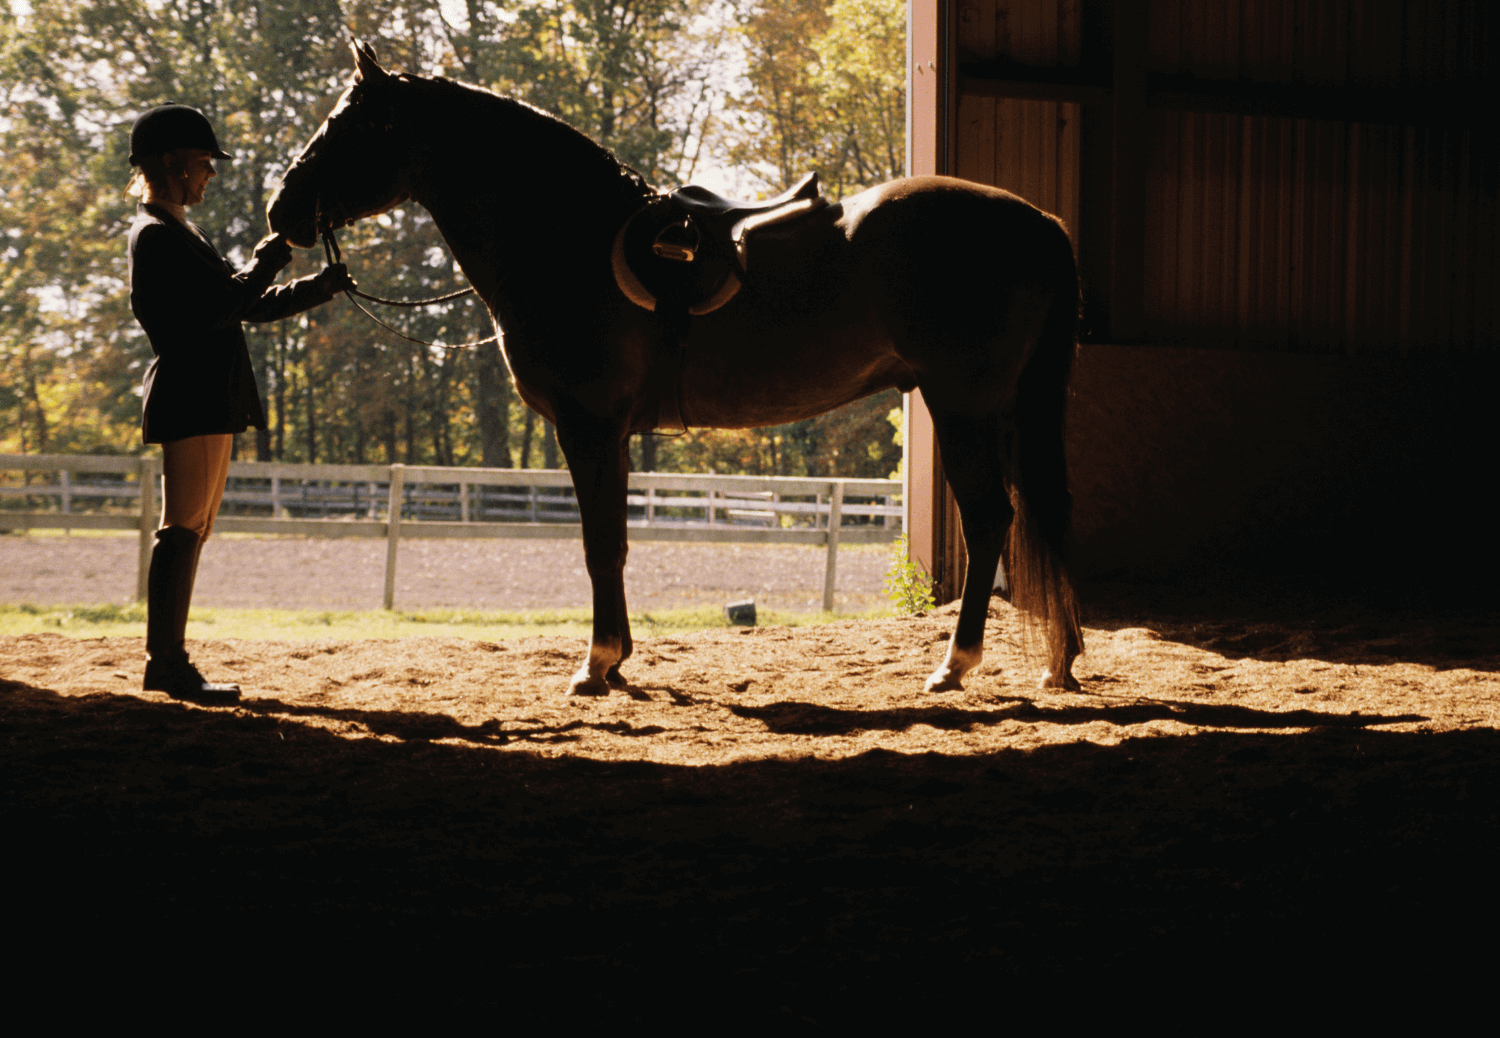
[143,526,240,705]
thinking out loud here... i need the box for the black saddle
[673,170,823,223]
[611,171,826,318]
[609,172,827,435]
[668,171,824,273]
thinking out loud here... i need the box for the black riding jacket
[128,202,333,444]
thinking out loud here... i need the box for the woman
[126,103,353,705]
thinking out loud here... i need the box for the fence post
[60,469,71,517]
[821,480,844,612]
[383,463,404,610]
[646,485,655,525]
[135,456,159,601]
[459,481,469,522]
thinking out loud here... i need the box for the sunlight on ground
[0,602,896,641]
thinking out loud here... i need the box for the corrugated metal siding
[956,0,1499,356]
[1144,0,1500,355]
[958,0,1082,64]
[956,2,1083,246]
[955,96,1082,244]
[1150,0,1495,90]
[1145,110,1499,355]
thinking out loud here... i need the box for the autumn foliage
[2,0,904,479]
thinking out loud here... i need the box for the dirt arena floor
[3,572,1497,1013]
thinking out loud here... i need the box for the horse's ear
[350,38,388,83]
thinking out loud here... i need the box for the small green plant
[882,533,935,614]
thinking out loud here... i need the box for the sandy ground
[0,532,890,613]
[3,581,1498,1012]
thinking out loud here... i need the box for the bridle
[321,225,497,349]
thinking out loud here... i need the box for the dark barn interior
[905,0,1499,599]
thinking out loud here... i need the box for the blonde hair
[123,153,173,201]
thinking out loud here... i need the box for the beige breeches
[160,434,233,541]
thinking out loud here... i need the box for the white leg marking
[569,636,622,696]
[924,639,983,693]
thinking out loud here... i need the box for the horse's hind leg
[1042,616,1083,691]
[923,410,1012,693]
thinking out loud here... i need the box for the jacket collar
[139,201,228,269]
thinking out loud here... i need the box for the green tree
[690,0,905,479]
[725,0,904,198]
[434,0,730,185]
[808,0,905,190]
[2,0,903,480]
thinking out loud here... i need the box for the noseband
[321,226,497,350]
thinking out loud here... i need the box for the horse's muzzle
[265,180,319,249]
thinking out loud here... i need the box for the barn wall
[1144,113,1500,355]
[1066,343,1497,582]
[908,0,1500,593]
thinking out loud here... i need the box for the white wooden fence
[1,454,902,612]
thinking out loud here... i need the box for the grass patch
[0,602,893,641]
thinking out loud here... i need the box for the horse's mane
[404,73,657,205]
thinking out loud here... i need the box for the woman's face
[167,148,216,205]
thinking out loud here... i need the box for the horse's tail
[1004,228,1083,658]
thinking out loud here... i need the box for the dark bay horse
[268,42,1084,696]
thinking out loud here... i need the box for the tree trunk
[274,320,287,460]
[518,409,535,469]
[304,363,317,464]
[473,339,512,467]
[542,422,559,469]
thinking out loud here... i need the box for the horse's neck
[411,116,651,323]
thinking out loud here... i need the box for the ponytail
[124,153,171,202]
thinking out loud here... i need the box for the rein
[322,227,497,349]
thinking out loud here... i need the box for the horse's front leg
[556,420,633,696]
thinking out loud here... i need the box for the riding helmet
[129,104,233,165]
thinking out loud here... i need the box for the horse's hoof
[568,669,611,697]
[605,665,628,689]
[1039,668,1081,692]
[924,669,966,693]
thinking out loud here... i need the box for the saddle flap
[612,197,739,315]
[731,197,826,270]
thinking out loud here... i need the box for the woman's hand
[252,233,294,272]
[315,263,357,294]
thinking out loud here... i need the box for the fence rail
[1,454,903,612]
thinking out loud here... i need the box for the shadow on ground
[729,697,1427,734]
[4,673,1495,1014]
[1081,576,1500,671]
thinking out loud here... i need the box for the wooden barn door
[905,0,966,605]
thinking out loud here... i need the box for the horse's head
[267,40,417,248]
